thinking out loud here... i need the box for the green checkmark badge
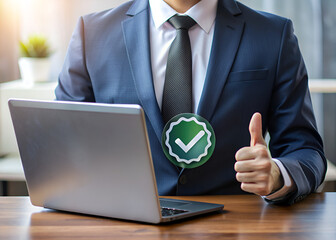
[162,113,216,169]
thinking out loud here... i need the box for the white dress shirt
[148,0,293,200]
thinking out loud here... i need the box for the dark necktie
[162,15,196,123]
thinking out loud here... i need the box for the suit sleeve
[55,17,95,102]
[267,19,327,204]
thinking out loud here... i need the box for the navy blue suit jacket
[56,0,326,204]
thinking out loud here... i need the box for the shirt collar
[149,0,218,33]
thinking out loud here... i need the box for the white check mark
[175,130,205,153]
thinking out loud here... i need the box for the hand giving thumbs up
[235,113,283,196]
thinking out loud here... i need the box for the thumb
[249,112,266,146]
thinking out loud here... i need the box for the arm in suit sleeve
[55,17,95,102]
[267,19,327,204]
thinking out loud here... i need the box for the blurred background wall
[0,0,126,83]
[0,0,335,164]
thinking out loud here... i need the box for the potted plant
[18,35,53,84]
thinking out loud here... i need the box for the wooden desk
[0,193,335,240]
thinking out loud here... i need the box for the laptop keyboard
[161,207,188,217]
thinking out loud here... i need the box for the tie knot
[168,15,196,30]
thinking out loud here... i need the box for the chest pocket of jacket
[227,69,269,83]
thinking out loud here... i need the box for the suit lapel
[122,0,164,141]
[197,0,245,121]
[122,0,244,143]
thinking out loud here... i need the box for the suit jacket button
[179,175,187,185]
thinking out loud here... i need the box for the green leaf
[19,35,52,58]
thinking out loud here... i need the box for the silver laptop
[8,99,223,224]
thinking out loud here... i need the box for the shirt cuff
[263,158,294,201]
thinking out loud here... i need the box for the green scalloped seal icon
[162,113,216,169]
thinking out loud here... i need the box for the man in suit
[55,0,326,204]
